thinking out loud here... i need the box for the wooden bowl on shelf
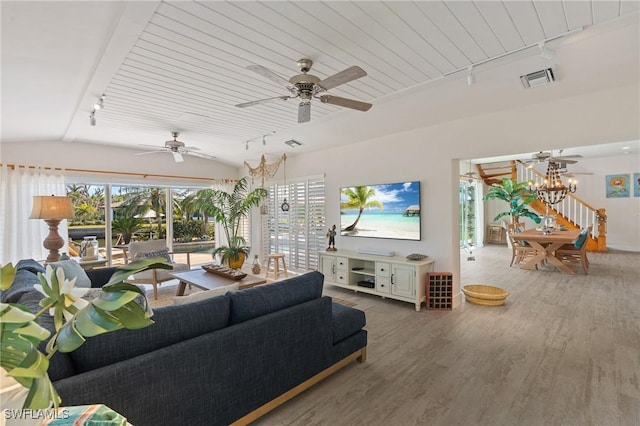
[462,285,509,306]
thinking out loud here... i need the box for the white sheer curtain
[0,165,67,263]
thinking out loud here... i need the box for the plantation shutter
[262,175,325,271]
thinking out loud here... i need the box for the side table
[73,256,108,270]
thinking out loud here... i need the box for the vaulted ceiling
[2,1,639,166]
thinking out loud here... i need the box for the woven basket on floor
[462,285,509,306]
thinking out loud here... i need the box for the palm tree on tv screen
[341,186,383,231]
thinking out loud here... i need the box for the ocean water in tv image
[340,181,421,241]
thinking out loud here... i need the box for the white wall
[1,140,239,185]
[284,84,639,307]
[566,154,640,251]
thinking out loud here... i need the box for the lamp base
[43,219,64,263]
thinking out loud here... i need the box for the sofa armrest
[86,267,117,288]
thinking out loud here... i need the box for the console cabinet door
[391,265,415,298]
[320,255,336,282]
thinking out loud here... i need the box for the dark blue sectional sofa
[2,260,367,425]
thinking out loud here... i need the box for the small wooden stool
[265,253,288,280]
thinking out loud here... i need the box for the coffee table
[171,269,267,296]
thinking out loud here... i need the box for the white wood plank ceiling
[2,1,638,164]
[94,0,637,155]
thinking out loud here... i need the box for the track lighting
[89,111,96,126]
[93,94,106,110]
[245,141,249,150]
[262,135,266,146]
[466,66,475,86]
[539,42,555,60]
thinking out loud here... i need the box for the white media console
[319,249,435,311]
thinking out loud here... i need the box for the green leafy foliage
[482,178,541,224]
[1,258,167,409]
[194,177,267,265]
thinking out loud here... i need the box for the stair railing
[516,160,604,239]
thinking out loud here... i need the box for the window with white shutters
[262,176,325,271]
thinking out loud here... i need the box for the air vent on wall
[284,139,302,147]
[520,68,555,89]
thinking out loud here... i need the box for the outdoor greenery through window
[66,184,217,265]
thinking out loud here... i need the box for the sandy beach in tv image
[340,181,421,240]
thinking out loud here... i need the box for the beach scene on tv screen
[340,181,421,240]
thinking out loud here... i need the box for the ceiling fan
[235,58,372,123]
[526,150,583,167]
[137,132,215,163]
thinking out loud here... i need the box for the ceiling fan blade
[555,154,583,159]
[182,145,200,151]
[319,95,372,111]
[552,158,578,164]
[235,96,291,108]
[135,150,165,156]
[172,151,184,162]
[317,66,367,91]
[246,64,293,88]
[298,102,311,123]
[187,151,216,160]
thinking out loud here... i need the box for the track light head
[93,94,106,110]
[89,111,96,126]
[245,141,249,150]
[466,66,475,86]
[262,135,266,146]
[539,42,555,60]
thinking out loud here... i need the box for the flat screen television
[340,181,421,241]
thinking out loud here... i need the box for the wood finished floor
[255,245,640,426]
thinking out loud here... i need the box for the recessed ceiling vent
[284,139,302,148]
[520,68,555,89]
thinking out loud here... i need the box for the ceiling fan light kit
[237,59,372,123]
[136,132,215,162]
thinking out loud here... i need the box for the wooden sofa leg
[357,347,367,363]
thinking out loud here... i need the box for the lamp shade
[30,195,75,220]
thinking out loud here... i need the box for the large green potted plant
[483,178,541,224]
[194,177,268,269]
[0,258,171,409]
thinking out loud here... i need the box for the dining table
[511,228,581,274]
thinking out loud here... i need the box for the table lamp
[30,195,75,263]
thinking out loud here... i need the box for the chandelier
[530,161,576,205]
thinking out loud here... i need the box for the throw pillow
[173,282,239,305]
[141,248,172,263]
[48,260,92,288]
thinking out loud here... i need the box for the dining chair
[506,230,538,269]
[555,225,592,274]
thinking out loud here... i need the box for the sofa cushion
[48,259,91,288]
[85,267,117,288]
[331,302,366,344]
[15,259,46,275]
[174,282,239,305]
[69,294,231,373]
[1,269,41,303]
[227,271,324,325]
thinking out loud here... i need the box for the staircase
[475,160,607,252]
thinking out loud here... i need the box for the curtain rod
[0,163,237,183]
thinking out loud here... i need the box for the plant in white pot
[193,177,268,269]
[0,258,171,410]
